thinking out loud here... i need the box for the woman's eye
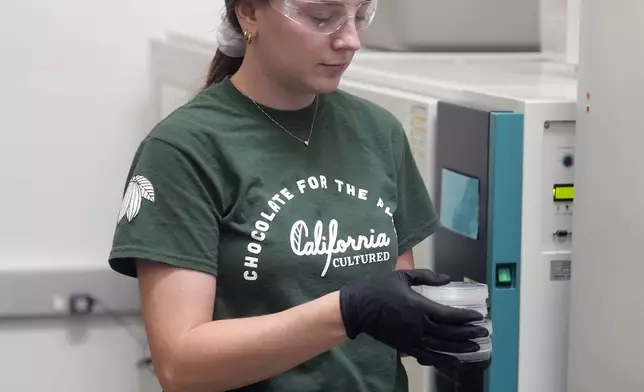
[310,14,332,22]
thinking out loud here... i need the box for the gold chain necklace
[251,97,319,146]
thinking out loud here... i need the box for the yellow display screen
[553,184,574,201]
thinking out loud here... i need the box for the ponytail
[203,0,247,89]
[204,49,244,88]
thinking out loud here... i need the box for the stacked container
[414,282,492,362]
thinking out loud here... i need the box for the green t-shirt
[109,77,439,392]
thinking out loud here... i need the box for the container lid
[472,319,493,342]
[452,304,488,319]
[433,339,493,363]
[471,318,493,333]
[415,282,489,306]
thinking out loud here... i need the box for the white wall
[567,0,644,390]
[565,0,581,65]
[540,0,568,60]
[1,1,223,391]
[1,0,224,269]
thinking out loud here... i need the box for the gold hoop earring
[243,30,253,45]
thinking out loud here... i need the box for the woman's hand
[339,269,489,367]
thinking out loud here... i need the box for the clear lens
[271,0,377,34]
[353,1,377,31]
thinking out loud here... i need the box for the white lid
[469,318,493,334]
[452,304,488,318]
[415,282,489,306]
[433,339,493,363]
[472,320,493,343]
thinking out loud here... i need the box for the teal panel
[485,112,524,392]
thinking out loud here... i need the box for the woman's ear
[235,0,262,36]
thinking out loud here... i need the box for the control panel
[542,121,575,252]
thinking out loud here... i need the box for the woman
[108,0,489,391]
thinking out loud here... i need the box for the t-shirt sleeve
[392,125,441,256]
[109,137,222,278]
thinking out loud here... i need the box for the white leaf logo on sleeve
[118,175,155,223]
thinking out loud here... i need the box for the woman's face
[252,0,377,94]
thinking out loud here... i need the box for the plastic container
[413,282,492,363]
[416,282,489,306]
[445,339,493,363]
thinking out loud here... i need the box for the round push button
[562,154,574,167]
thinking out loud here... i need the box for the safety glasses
[268,0,378,35]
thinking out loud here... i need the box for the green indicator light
[553,184,574,201]
[498,268,512,284]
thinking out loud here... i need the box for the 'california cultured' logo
[290,219,392,277]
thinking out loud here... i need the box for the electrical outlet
[52,295,68,312]
[69,294,96,315]
[0,267,140,318]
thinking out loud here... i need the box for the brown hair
[204,0,245,88]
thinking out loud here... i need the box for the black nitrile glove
[339,269,489,367]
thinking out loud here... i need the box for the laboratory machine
[361,0,541,53]
[342,52,578,392]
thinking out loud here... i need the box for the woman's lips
[321,63,349,74]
